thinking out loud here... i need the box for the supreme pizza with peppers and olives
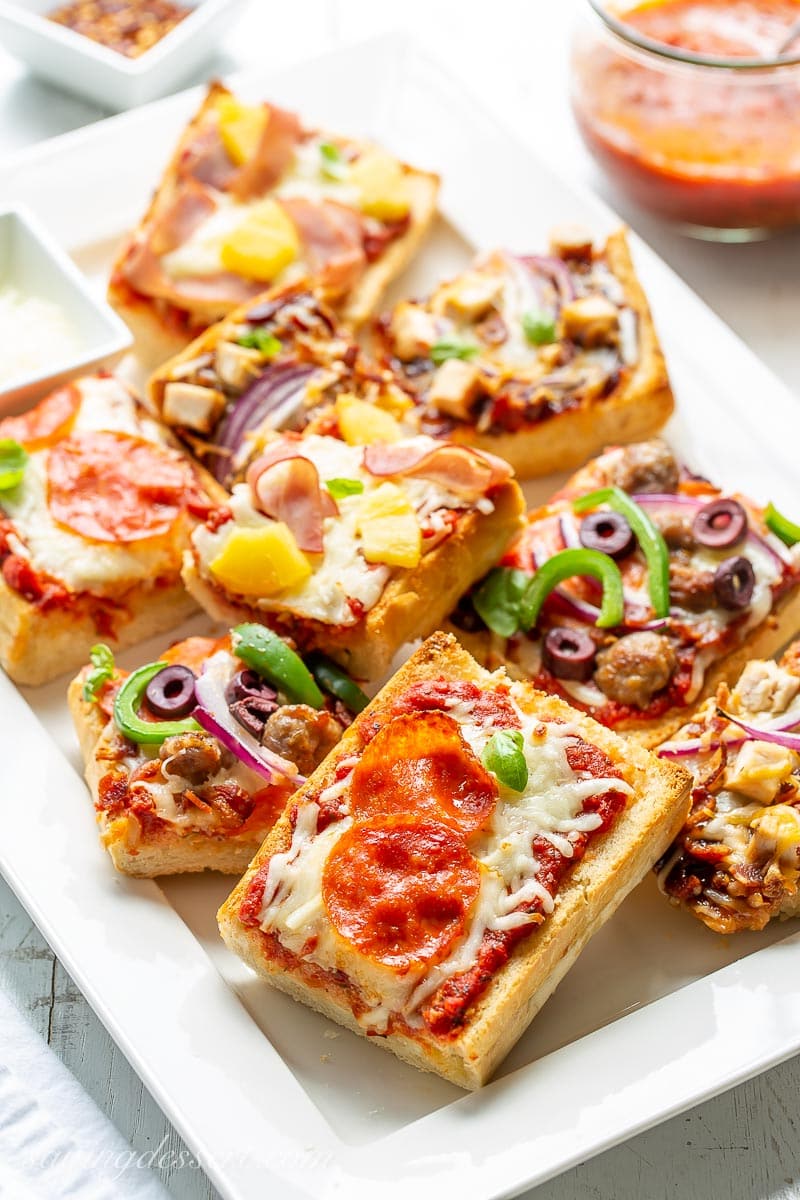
[374,227,673,479]
[69,623,369,877]
[182,429,525,681]
[0,374,217,686]
[147,282,416,489]
[218,632,690,1089]
[450,440,800,748]
[656,641,800,935]
[108,81,439,361]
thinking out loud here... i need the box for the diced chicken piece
[549,223,595,263]
[162,382,226,434]
[388,301,442,360]
[752,804,800,868]
[724,741,798,806]
[560,294,620,347]
[428,358,483,420]
[732,659,800,717]
[434,270,504,321]
[214,340,263,390]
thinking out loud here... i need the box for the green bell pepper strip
[519,548,624,632]
[232,623,324,708]
[573,486,670,619]
[765,502,800,547]
[113,661,202,745]
[307,653,369,714]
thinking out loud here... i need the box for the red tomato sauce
[573,0,800,229]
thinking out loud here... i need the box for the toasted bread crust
[109,82,439,366]
[182,479,524,682]
[218,631,691,1088]
[1,579,199,688]
[67,671,280,877]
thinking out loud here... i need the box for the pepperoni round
[322,816,480,969]
[47,430,197,543]
[160,635,230,673]
[0,384,80,450]
[349,710,498,835]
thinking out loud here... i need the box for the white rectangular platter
[1,33,800,1200]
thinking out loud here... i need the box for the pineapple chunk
[357,483,421,568]
[335,394,402,445]
[349,150,410,221]
[220,199,300,282]
[216,96,268,166]
[209,523,311,596]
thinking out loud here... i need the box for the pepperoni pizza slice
[375,227,673,479]
[0,374,220,685]
[218,631,690,1089]
[449,440,800,748]
[182,430,525,682]
[108,81,439,363]
[655,641,800,934]
[69,625,367,876]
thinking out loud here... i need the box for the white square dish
[0,204,131,408]
[1,34,799,1200]
[0,0,249,111]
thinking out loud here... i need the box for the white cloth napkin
[0,987,171,1200]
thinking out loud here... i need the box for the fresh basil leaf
[482,729,528,792]
[319,141,348,181]
[430,338,479,366]
[0,439,28,492]
[522,310,557,346]
[326,477,364,500]
[236,329,282,358]
[82,643,115,702]
[471,567,531,637]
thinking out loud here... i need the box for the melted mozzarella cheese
[254,680,632,1030]
[193,434,489,626]
[1,376,186,593]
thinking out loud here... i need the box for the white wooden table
[2,3,799,1198]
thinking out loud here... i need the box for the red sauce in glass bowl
[571,0,800,233]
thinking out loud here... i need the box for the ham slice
[278,197,366,296]
[246,442,338,554]
[363,437,514,496]
[149,177,218,256]
[230,104,304,201]
[120,236,262,309]
[178,124,239,192]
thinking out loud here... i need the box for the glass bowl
[570,0,800,240]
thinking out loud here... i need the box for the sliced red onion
[212,363,318,483]
[745,526,795,573]
[659,707,800,758]
[194,652,305,786]
[519,255,576,305]
[631,493,705,508]
[717,708,800,752]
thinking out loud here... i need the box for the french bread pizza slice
[450,440,800,747]
[375,227,673,478]
[218,631,690,1089]
[182,430,525,682]
[69,625,368,877]
[656,640,800,933]
[109,81,439,363]
[0,374,219,686]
